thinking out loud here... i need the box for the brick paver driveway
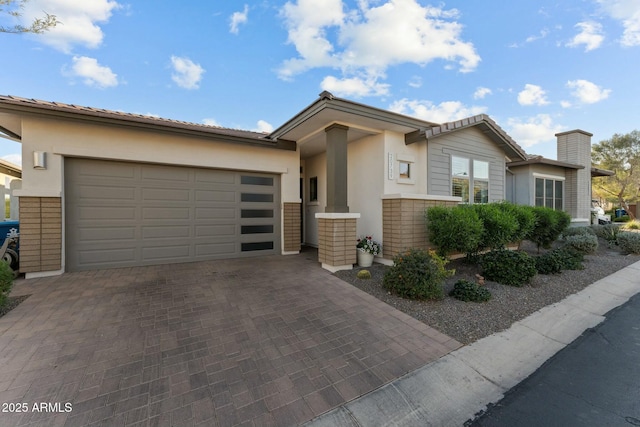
[0,251,461,426]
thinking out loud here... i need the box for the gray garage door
[65,158,280,272]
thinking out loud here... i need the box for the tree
[592,130,640,219]
[0,0,58,34]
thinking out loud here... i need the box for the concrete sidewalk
[305,260,640,427]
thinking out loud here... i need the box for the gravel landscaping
[336,238,640,345]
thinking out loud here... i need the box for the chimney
[556,130,593,223]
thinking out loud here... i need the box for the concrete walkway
[305,260,640,427]
[0,252,460,427]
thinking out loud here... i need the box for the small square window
[399,161,411,179]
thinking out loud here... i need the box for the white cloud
[595,0,640,47]
[525,29,549,43]
[408,76,422,88]
[1,154,22,167]
[389,98,486,124]
[566,21,604,51]
[170,56,205,90]
[473,87,492,100]
[566,79,611,104]
[517,84,549,106]
[506,114,566,148]
[203,118,221,127]
[253,120,274,133]
[279,0,480,89]
[66,55,118,88]
[230,4,249,34]
[320,75,390,97]
[23,0,121,53]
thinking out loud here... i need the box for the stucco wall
[348,133,385,242]
[303,154,326,247]
[17,117,300,201]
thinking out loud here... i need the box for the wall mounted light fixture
[33,151,46,170]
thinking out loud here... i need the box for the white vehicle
[591,200,612,225]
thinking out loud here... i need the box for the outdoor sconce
[33,151,47,170]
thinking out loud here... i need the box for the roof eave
[0,96,296,151]
[268,91,436,141]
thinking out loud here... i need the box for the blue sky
[1,0,639,166]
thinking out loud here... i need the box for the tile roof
[0,95,282,145]
[424,114,528,160]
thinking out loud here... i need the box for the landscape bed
[336,238,639,345]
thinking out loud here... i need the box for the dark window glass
[241,241,274,251]
[241,209,274,218]
[545,179,554,208]
[555,181,563,210]
[310,177,318,201]
[241,176,273,186]
[241,193,273,203]
[241,225,274,234]
[535,178,544,207]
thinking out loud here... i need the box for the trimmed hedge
[528,207,571,250]
[481,249,537,287]
[473,203,519,251]
[426,205,483,257]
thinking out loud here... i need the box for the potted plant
[356,236,381,267]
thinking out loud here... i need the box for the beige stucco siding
[427,127,506,202]
[303,154,326,247]
[17,117,300,201]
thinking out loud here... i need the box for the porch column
[315,124,360,272]
[325,124,349,213]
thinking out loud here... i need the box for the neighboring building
[0,158,21,220]
[0,92,607,277]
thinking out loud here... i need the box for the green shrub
[449,279,492,302]
[498,202,536,243]
[535,248,585,274]
[562,227,596,238]
[617,232,640,254]
[356,269,371,279]
[481,249,537,287]
[621,220,640,231]
[528,207,571,250]
[383,249,454,300]
[426,205,483,256]
[0,261,14,307]
[473,203,519,251]
[614,215,630,223]
[563,234,599,254]
[591,224,621,246]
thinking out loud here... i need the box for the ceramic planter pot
[357,250,374,267]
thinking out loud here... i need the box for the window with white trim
[535,177,563,210]
[452,156,489,203]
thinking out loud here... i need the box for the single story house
[0,92,608,277]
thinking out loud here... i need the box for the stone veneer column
[382,195,461,261]
[18,197,62,273]
[315,213,360,272]
[283,202,301,253]
[556,130,592,223]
